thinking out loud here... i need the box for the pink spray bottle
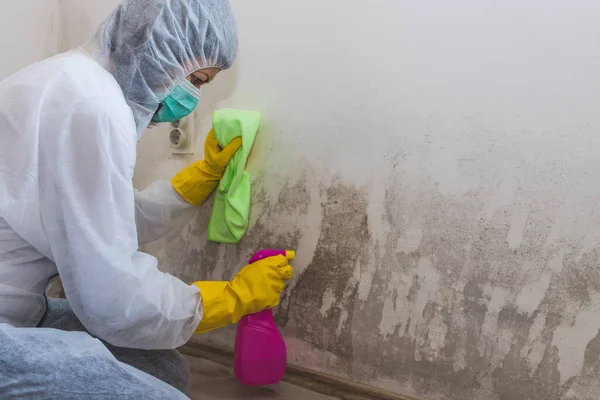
[233,249,295,386]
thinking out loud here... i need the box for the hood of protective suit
[87,0,238,136]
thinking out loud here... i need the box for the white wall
[55,0,116,53]
[0,0,61,295]
[0,1,59,79]
[53,1,600,399]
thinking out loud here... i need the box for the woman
[0,0,292,398]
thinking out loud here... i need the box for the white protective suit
[0,0,238,350]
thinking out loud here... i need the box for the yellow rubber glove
[193,255,294,334]
[171,129,242,206]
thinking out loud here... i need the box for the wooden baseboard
[179,342,419,400]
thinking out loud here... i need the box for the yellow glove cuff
[171,161,221,206]
[193,281,244,334]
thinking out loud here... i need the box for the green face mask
[152,79,200,123]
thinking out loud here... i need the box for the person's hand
[231,255,293,313]
[203,129,242,175]
[193,255,294,333]
[170,129,242,206]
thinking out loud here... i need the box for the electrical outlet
[170,113,196,155]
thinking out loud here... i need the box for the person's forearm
[60,251,203,350]
[134,180,198,245]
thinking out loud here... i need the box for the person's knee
[108,346,191,394]
[164,350,190,394]
[0,326,188,400]
[40,298,87,331]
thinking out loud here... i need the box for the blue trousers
[0,298,190,399]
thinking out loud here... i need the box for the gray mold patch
[565,330,600,398]
[148,162,600,400]
[343,169,600,399]
[490,308,562,400]
[238,174,307,258]
[273,174,311,216]
[282,178,371,372]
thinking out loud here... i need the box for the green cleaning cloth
[207,109,261,243]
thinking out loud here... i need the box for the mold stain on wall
[146,159,600,400]
[280,179,370,373]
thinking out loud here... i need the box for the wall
[0,0,61,295]
[59,1,600,399]
[0,1,59,79]
[55,0,116,53]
